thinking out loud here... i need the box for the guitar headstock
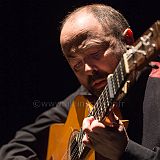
[123,20,160,73]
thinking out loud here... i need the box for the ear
[122,28,134,45]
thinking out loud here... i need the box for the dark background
[0,0,159,146]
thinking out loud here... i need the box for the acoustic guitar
[46,21,160,160]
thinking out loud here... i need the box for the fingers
[82,114,126,148]
[82,116,93,147]
[103,111,120,128]
[82,116,94,133]
[82,113,124,133]
[113,113,126,132]
[82,132,93,148]
[82,114,128,159]
[82,116,105,133]
[82,116,105,148]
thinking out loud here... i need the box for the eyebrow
[65,37,109,60]
[66,53,78,59]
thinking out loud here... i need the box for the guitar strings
[70,130,85,159]
[62,129,84,159]
[68,91,115,158]
[68,86,111,159]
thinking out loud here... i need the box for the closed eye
[91,52,102,59]
[73,61,84,72]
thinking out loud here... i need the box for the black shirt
[0,68,160,160]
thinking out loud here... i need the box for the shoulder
[37,85,89,123]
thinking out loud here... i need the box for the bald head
[60,10,105,55]
[60,4,129,44]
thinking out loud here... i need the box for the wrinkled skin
[60,9,132,159]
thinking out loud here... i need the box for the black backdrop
[0,0,159,146]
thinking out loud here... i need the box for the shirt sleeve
[0,101,68,160]
[121,139,160,160]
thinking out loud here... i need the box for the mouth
[91,78,107,90]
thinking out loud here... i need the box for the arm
[122,139,160,160]
[82,116,160,160]
[0,102,68,160]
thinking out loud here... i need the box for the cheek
[74,71,88,86]
[106,56,119,72]
[98,54,119,73]
[69,64,87,86]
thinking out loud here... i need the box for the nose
[84,63,97,75]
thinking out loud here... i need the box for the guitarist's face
[60,11,126,96]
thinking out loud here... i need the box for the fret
[119,59,125,84]
[115,68,120,88]
[110,60,124,95]
[92,88,111,120]
[107,74,114,98]
[104,87,111,107]
[121,58,127,81]
[112,75,117,95]
[101,92,109,115]
[117,61,123,85]
[118,59,125,85]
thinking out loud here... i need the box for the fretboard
[89,58,128,121]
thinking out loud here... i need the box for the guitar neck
[89,58,128,120]
[89,20,160,122]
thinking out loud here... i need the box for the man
[0,3,160,160]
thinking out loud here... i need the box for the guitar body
[46,95,95,160]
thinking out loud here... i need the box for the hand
[82,113,128,160]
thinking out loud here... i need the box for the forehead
[61,12,102,35]
[60,11,108,54]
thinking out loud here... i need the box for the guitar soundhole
[68,130,79,160]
